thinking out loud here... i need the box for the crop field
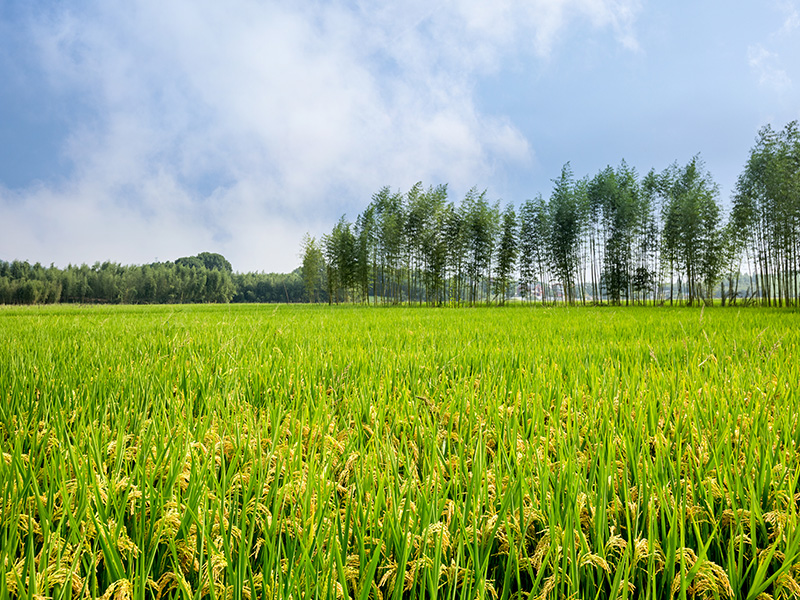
[1,304,799,600]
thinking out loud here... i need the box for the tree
[404,182,426,304]
[204,268,236,303]
[661,156,723,305]
[732,121,800,306]
[518,200,536,302]
[587,162,644,305]
[374,189,406,304]
[518,196,550,303]
[548,164,584,304]
[176,252,233,273]
[419,184,449,305]
[323,217,357,303]
[355,206,376,304]
[640,170,665,303]
[300,234,324,303]
[462,188,499,305]
[494,204,518,304]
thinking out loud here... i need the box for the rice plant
[1,304,798,599]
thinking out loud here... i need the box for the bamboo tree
[419,184,449,305]
[444,202,467,305]
[548,164,583,304]
[462,188,498,305]
[518,199,536,303]
[405,182,426,304]
[640,170,664,304]
[660,157,722,305]
[323,217,358,303]
[494,204,518,305]
[300,234,324,303]
[355,207,376,304]
[374,189,406,304]
[587,162,643,306]
[733,121,800,307]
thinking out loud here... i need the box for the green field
[1,304,799,599]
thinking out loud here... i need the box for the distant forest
[3,122,798,307]
[0,252,304,305]
[303,122,800,307]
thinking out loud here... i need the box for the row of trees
[4,122,796,307]
[731,122,800,307]
[304,122,799,307]
[0,253,306,305]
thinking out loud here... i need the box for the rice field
[1,303,799,600]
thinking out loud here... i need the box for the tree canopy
[4,122,799,307]
[0,253,302,305]
[306,124,799,307]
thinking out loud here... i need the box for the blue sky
[1,0,798,273]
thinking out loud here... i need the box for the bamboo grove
[304,122,800,307]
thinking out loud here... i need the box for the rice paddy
[1,304,799,599]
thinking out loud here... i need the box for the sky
[1,0,799,273]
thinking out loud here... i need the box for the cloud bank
[1,0,641,272]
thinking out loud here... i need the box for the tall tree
[661,156,723,305]
[375,189,406,304]
[404,182,426,304]
[462,188,499,305]
[494,204,518,305]
[444,202,467,305]
[548,164,584,304]
[419,184,449,305]
[300,234,324,303]
[518,199,537,302]
[587,162,643,305]
[732,121,800,306]
[323,217,358,303]
[355,206,376,304]
[639,170,664,304]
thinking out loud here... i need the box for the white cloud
[748,44,792,91]
[2,0,641,272]
[777,0,800,34]
[744,2,799,97]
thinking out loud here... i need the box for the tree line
[0,252,305,305]
[303,122,800,307]
[3,122,797,307]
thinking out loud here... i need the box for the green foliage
[231,270,304,303]
[1,304,799,598]
[660,156,723,305]
[300,234,325,303]
[493,203,518,304]
[0,255,248,305]
[588,162,643,304]
[732,121,800,306]
[462,187,500,304]
[547,164,584,303]
[176,252,233,273]
[418,184,449,305]
[6,121,800,309]
[311,118,787,307]
[518,195,550,303]
[323,217,359,303]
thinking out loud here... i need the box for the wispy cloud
[745,1,798,95]
[777,0,800,33]
[748,44,792,92]
[1,0,641,271]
